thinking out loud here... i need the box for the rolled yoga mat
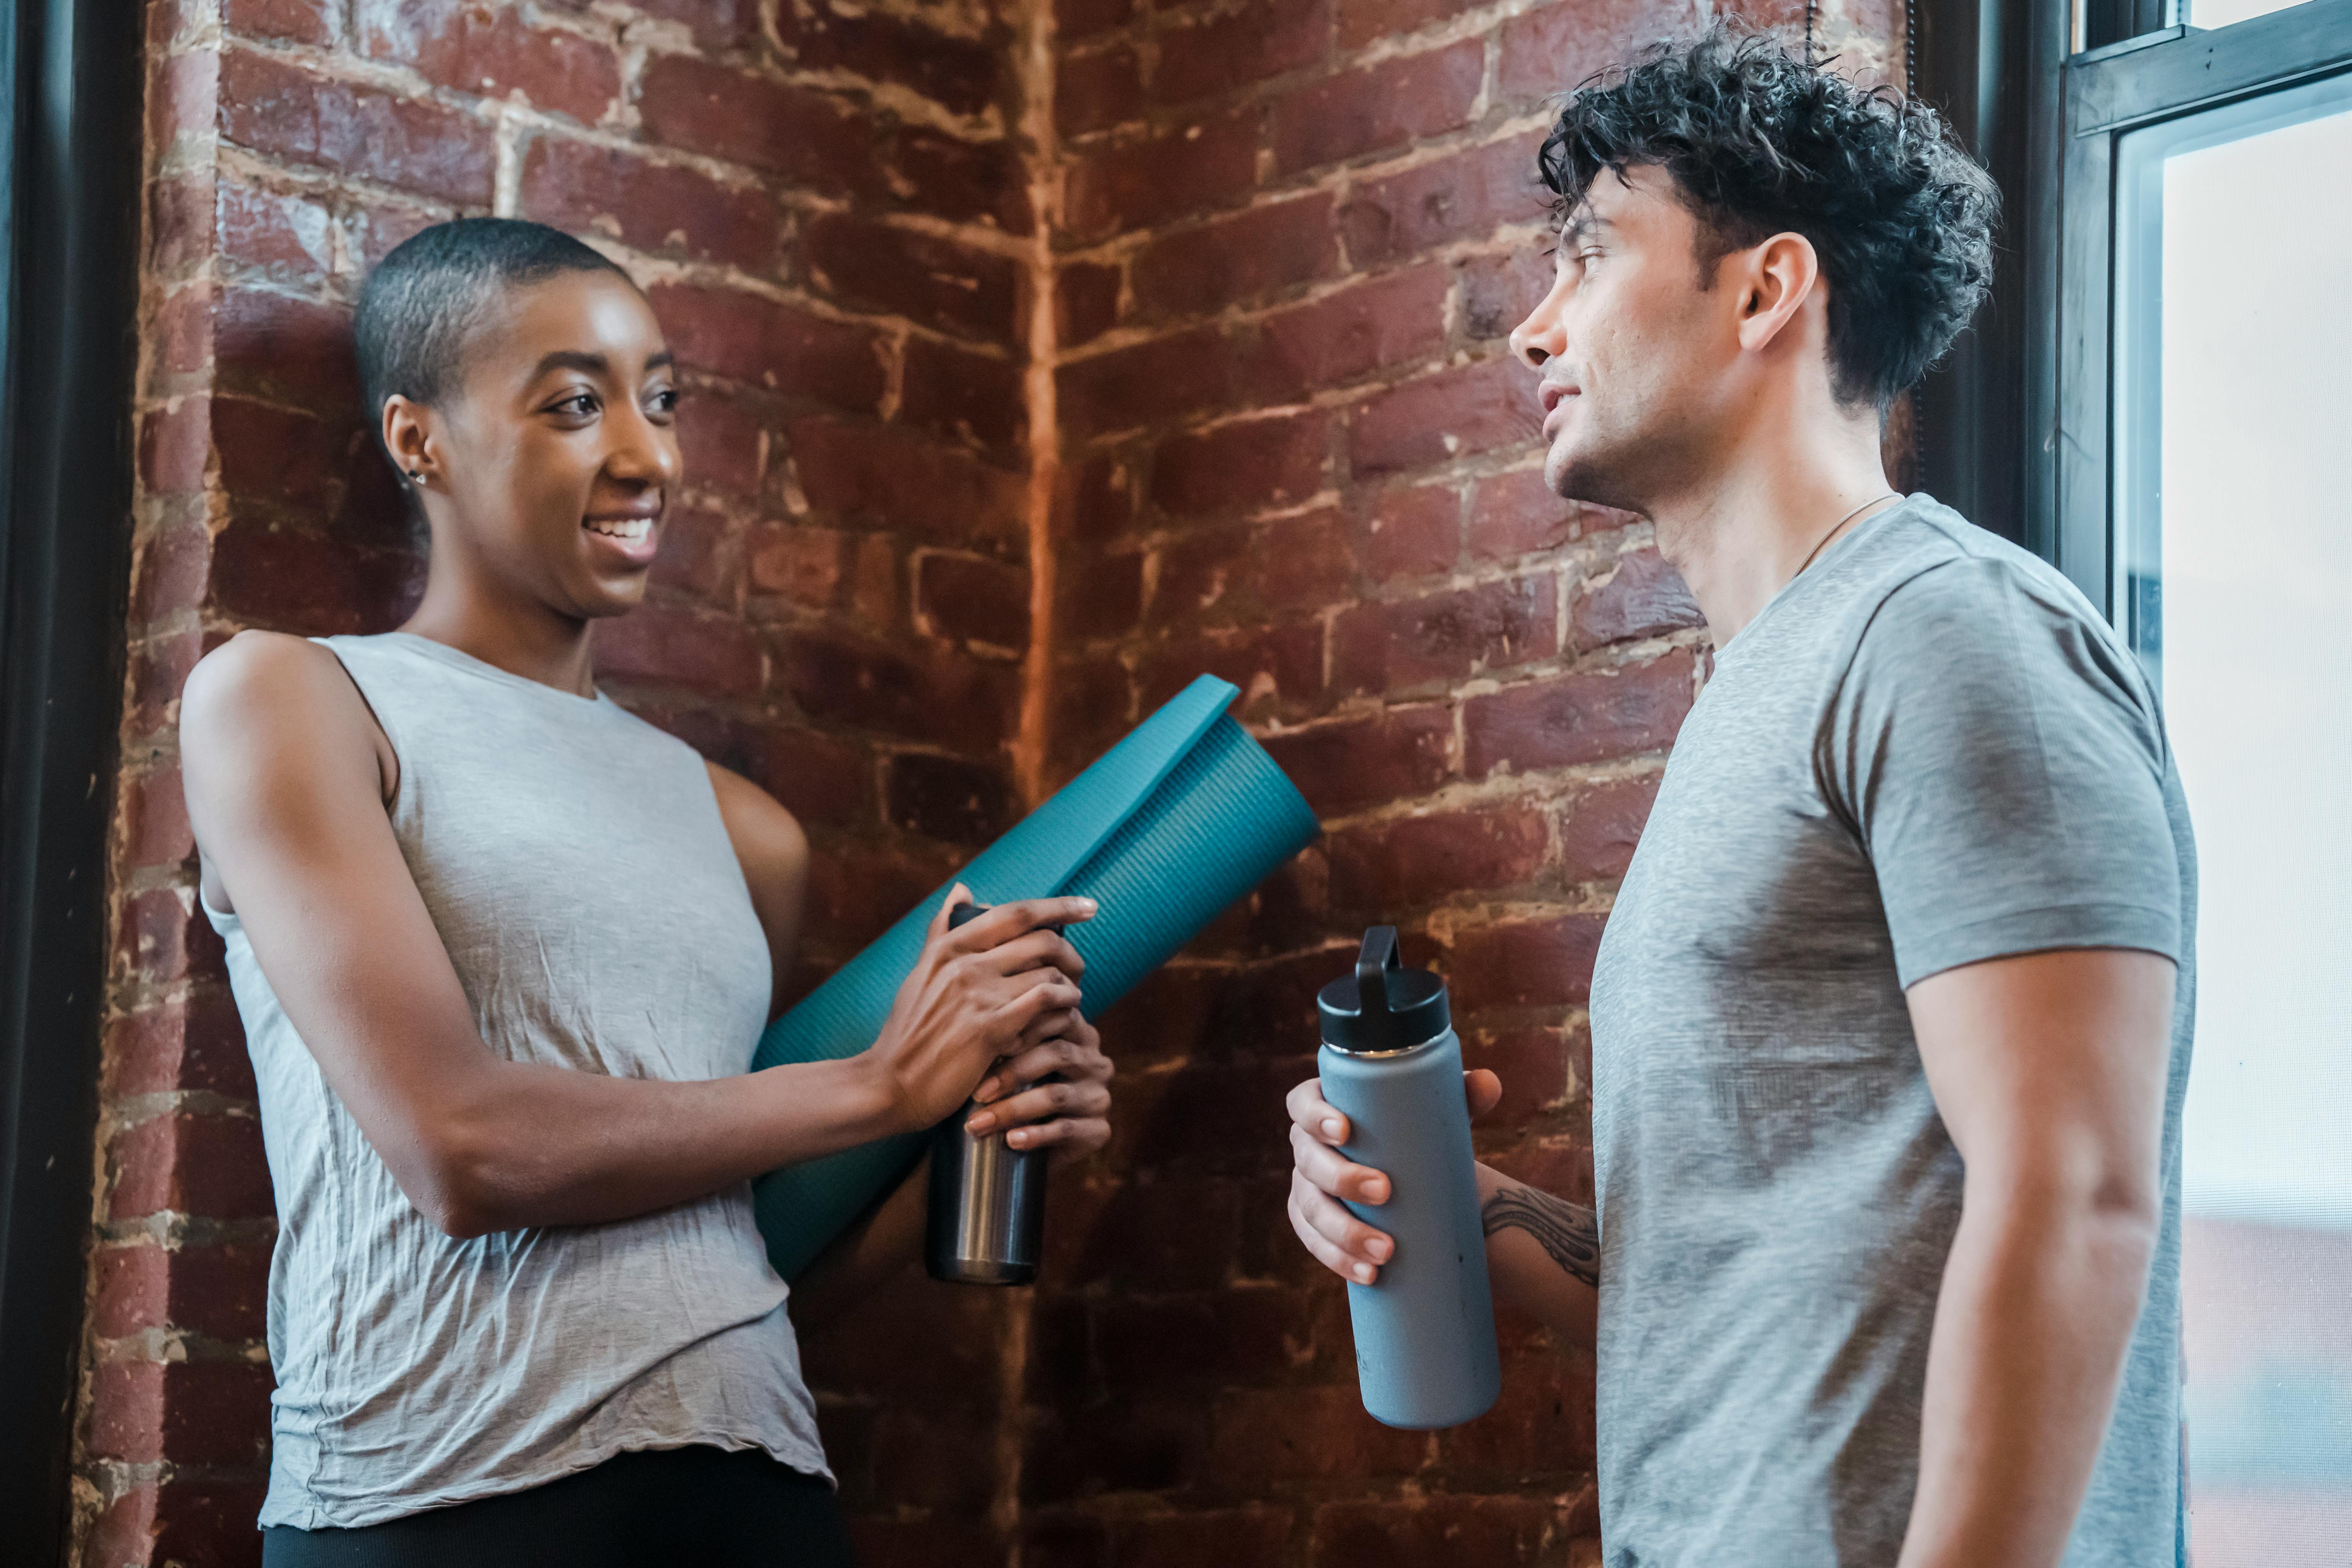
[750,674,1321,1281]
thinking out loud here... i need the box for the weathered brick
[917,551,1030,649]
[788,418,1026,548]
[1260,704,1453,815]
[219,48,496,206]
[1058,547,1145,640]
[218,179,333,285]
[1338,0,1477,46]
[804,213,1020,344]
[784,0,1006,120]
[1059,43,1142,137]
[1309,1494,1570,1566]
[1350,356,1532,478]
[122,763,195,870]
[1569,544,1704,649]
[1061,110,1259,243]
[147,43,218,149]
[782,628,1016,751]
[1250,263,1448,399]
[149,170,219,275]
[211,515,424,635]
[86,1360,273,1466]
[1463,247,1555,340]
[1154,509,1351,625]
[1209,1383,1429,1480]
[213,287,356,404]
[91,1240,272,1342]
[648,282,885,412]
[1463,647,1695,777]
[1132,195,1338,318]
[1461,1023,1577,1126]
[1135,620,1323,714]
[1448,911,1606,1010]
[676,390,768,498]
[1151,409,1329,518]
[1557,771,1659,882]
[1271,39,1482,174]
[519,138,782,269]
[1104,1505,1295,1568]
[1057,261,1123,348]
[1339,136,1546,266]
[140,398,213,498]
[1056,0,1133,41]
[633,0,763,49]
[900,336,1027,456]
[1333,573,1556,692]
[127,629,205,734]
[1469,466,1592,561]
[1328,804,1549,906]
[885,750,1014,845]
[648,506,737,605]
[358,0,621,123]
[1362,481,1460,580]
[887,127,1033,233]
[1058,328,1242,439]
[213,396,351,510]
[1156,0,1331,103]
[737,722,873,830]
[104,991,254,1099]
[109,1112,273,1221]
[594,604,765,697]
[1499,0,1699,101]
[639,54,875,195]
[227,0,333,44]
[1057,448,1136,542]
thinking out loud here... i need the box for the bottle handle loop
[1356,925,1401,1017]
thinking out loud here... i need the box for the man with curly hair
[1284,28,2194,1568]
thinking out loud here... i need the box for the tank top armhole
[310,637,407,815]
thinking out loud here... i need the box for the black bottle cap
[948,901,989,930]
[1316,926,1450,1055]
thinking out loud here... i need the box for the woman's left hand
[961,1014,1113,1167]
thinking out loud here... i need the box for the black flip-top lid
[1317,927,1450,1054]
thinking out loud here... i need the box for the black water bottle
[925,903,1050,1285]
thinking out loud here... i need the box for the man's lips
[1539,379,1581,437]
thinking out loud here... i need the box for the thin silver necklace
[1793,491,1900,580]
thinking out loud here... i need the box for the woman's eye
[549,393,598,418]
[646,386,679,417]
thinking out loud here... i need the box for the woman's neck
[399,571,600,699]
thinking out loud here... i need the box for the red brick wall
[80,0,1900,1563]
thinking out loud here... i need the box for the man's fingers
[1289,1176,1389,1283]
[1288,1122,1391,1205]
[1284,1077,1350,1145]
[1464,1067,1503,1120]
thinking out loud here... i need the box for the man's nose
[1510,304,1563,370]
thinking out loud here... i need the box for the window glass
[2189,0,2321,30]
[2112,70,2352,1565]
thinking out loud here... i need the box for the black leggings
[260,1446,857,1568]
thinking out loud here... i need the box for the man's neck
[1647,420,1899,646]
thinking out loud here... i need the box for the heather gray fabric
[1588,497,2196,1568]
[207,631,829,1530]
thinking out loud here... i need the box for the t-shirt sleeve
[1820,555,2183,988]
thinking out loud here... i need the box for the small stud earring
[408,470,422,484]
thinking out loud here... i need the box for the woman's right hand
[868,885,1096,1134]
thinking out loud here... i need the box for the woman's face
[403,271,683,620]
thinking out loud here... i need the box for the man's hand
[1285,1069,1503,1284]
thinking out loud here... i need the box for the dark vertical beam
[0,0,145,1561]
[1912,0,2043,544]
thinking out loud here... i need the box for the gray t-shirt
[1588,497,2195,1567]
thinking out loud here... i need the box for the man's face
[1508,165,1738,513]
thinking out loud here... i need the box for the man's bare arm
[1896,947,2174,1568]
[180,631,1090,1239]
[1286,1071,1598,1351]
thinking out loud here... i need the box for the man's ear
[381,395,439,488]
[1732,231,1820,355]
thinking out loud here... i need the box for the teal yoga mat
[750,674,1321,1281]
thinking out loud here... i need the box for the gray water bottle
[925,902,1049,1285]
[1316,926,1501,1429]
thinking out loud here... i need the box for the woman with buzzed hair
[180,218,1117,1565]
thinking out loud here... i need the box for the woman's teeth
[584,518,652,543]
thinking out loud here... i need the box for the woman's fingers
[1009,1112,1109,1165]
[968,1074,1110,1136]
[1288,1120,1390,1206]
[982,1031,1110,1100]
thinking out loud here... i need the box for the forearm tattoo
[1480,1186,1600,1290]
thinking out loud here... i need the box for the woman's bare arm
[180,630,1091,1240]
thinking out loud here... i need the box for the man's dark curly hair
[1538,27,1999,411]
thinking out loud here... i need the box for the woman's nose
[608,408,682,488]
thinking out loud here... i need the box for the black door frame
[0,0,146,1561]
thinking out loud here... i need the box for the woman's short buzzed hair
[1539,26,2000,411]
[354,218,635,449]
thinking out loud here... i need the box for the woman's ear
[1733,230,1821,355]
[381,395,438,491]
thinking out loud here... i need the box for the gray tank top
[206,631,829,1530]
